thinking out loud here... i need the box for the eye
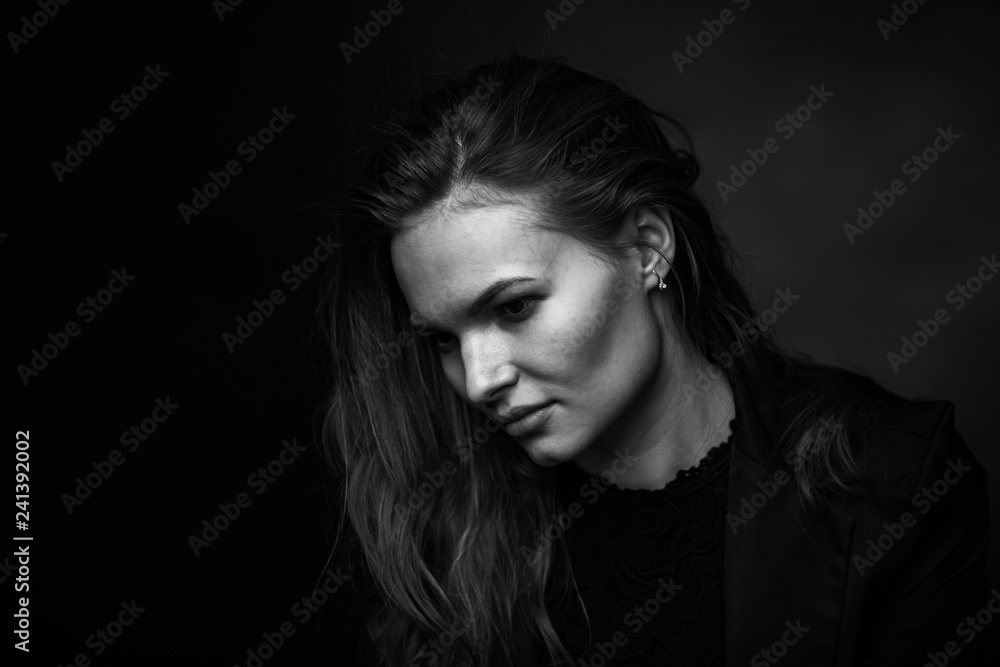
[432,332,458,352]
[496,297,539,321]
[416,297,541,355]
[412,323,458,352]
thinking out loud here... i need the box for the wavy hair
[320,53,876,665]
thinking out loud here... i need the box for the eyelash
[428,297,540,351]
[496,296,538,320]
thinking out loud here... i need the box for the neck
[573,338,735,491]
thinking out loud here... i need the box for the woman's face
[390,196,667,467]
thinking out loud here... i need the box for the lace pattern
[549,427,733,666]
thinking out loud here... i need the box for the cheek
[441,355,467,399]
[542,290,637,385]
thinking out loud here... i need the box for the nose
[461,333,516,406]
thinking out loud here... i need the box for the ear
[631,206,676,293]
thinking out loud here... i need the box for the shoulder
[785,365,992,659]
[735,355,991,658]
[853,392,974,498]
[763,355,986,502]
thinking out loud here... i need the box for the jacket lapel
[724,368,856,667]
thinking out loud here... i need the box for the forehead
[390,199,565,324]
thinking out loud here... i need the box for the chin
[517,435,582,467]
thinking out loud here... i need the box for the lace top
[548,425,734,666]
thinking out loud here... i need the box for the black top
[550,422,734,666]
[344,360,991,665]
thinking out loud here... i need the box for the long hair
[320,53,875,665]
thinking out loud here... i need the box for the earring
[652,269,667,290]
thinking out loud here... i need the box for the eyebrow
[409,276,536,328]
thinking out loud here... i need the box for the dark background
[6,0,999,664]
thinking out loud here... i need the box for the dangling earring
[652,269,667,290]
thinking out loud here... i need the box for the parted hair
[320,53,875,666]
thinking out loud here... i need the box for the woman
[321,54,989,666]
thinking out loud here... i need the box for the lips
[503,403,555,437]
[496,402,552,425]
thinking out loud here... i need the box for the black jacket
[724,360,990,666]
[341,359,991,665]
